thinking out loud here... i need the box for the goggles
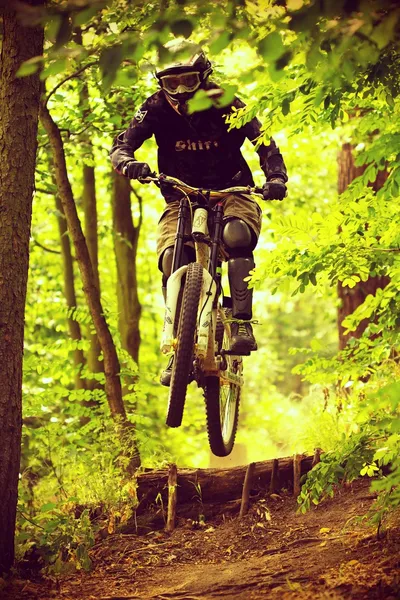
[160,71,201,95]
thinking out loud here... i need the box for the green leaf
[16,532,32,542]
[370,12,399,49]
[187,89,213,114]
[45,16,61,44]
[40,502,57,512]
[309,272,317,286]
[100,45,123,90]
[287,0,303,8]
[282,97,291,116]
[170,19,193,39]
[289,3,319,32]
[216,84,238,108]
[113,68,138,88]
[386,93,395,108]
[209,31,231,55]
[367,465,379,477]
[40,58,67,81]
[16,56,43,78]
[73,6,99,27]
[258,31,285,61]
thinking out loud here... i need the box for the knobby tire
[204,309,241,456]
[167,262,203,428]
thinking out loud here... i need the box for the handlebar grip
[138,172,157,183]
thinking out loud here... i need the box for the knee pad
[160,245,195,286]
[222,218,254,257]
[161,247,174,283]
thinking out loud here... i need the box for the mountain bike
[142,174,264,456]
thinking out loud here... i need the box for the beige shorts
[156,194,262,262]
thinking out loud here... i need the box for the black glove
[159,179,176,198]
[156,175,178,202]
[121,161,151,180]
[263,178,287,201]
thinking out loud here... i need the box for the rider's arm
[110,99,154,174]
[231,97,288,183]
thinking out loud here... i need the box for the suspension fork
[208,202,224,280]
[171,196,191,274]
[208,201,224,308]
[198,202,224,370]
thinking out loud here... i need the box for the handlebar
[139,173,265,199]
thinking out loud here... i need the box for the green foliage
[298,382,400,523]
[17,405,140,572]
[297,427,376,513]
[16,503,95,573]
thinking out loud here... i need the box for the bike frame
[161,193,229,377]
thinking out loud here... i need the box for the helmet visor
[160,71,201,95]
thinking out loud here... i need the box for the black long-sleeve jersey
[110,87,287,196]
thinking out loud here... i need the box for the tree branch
[367,248,400,253]
[45,60,98,106]
[31,238,62,255]
[35,187,55,195]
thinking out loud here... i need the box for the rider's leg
[159,244,195,386]
[222,218,257,353]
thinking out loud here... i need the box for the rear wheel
[167,262,203,428]
[204,309,242,456]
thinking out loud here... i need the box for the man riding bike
[110,40,288,386]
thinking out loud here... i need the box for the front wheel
[204,309,242,456]
[167,262,203,428]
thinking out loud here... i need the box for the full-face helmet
[155,40,212,110]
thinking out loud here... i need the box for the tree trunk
[0,1,44,572]
[39,101,127,421]
[80,101,104,383]
[55,193,87,390]
[111,173,142,364]
[337,143,389,350]
[82,163,104,374]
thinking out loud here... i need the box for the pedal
[221,350,251,356]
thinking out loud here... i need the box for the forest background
[0,0,399,574]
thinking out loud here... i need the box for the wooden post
[312,447,322,467]
[269,459,279,494]
[293,454,302,497]
[166,464,178,532]
[239,462,256,518]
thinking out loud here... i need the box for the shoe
[160,355,174,387]
[160,356,195,387]
[230,321,257,353]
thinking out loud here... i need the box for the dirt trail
[3,479,400,599]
